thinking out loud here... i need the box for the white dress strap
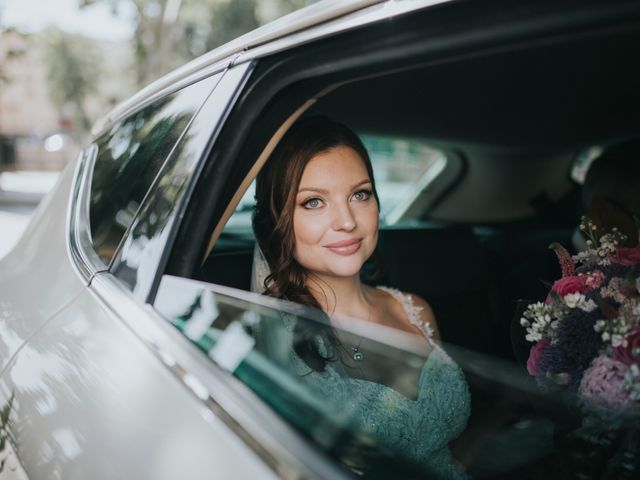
[377,286,435,341]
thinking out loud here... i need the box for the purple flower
[536,309,602,387]
[579,356,639,414]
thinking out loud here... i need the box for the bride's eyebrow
[297,179,371,194]
[298,187,329,194]
[351,179,372,189]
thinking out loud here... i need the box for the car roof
[91,0,450,136]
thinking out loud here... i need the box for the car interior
[196,16,640,357]
[163,7,640,478]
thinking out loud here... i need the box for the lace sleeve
[377,286,435,341]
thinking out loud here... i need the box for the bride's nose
[332,201,356,231]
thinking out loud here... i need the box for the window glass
[154,275,631,480]
[197,135,447,289]
[89,77,216,265]
[215,134,446,233]
[571,145,603,184]
[155,276,446,478]
[361,134,447,224]
[107,65,252,299]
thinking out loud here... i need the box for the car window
[198,134,448,289]
[109,65,252,299]
[154,275,447,478]
[216,134,447,232]
[360,134,447,224]
[154,275,592,480]
[89,76,217,265]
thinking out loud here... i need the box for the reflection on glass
[110,66,251,298]
[89,76,217,265]
[155,275,640,479]
[156,276,466,479]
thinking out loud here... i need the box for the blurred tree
[0,39,24,86]
[204,0,260,51]
[0,5,25,87]
[80,0,310,87]
[80,0,191,86]
[42,29,101,132]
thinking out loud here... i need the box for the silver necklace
[351,344,365,362]
[350,300,372,362]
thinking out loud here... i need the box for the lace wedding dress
[251,248,471,478]
[295,287,471,479]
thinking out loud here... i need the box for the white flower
[520,318,530,327]
[611,334,626,348]
[578,299,598,312]
[526,333,541,342]
[564,292,585,309]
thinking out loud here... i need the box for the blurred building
[0,29,71,170]
[0,29,60,136]
[0,29,133,171]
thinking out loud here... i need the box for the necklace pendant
[352,347,364,362]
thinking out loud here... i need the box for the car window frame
[107,62,253,302]
[67,68,228,284]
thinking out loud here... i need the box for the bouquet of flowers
[521,217,640,417]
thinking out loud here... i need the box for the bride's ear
[588,197,638,246]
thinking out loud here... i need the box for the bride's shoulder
[374,286,440,341]
[409,294,440,341]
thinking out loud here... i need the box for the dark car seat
[377,226,499,356]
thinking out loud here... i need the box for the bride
[252,116,470,479]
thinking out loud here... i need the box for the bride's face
[293,145,379,279]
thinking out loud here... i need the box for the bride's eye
[352,189,372,202]
[302,197,323,209]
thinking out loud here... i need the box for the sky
[0,0,135,41]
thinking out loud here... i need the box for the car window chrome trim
[88,271,352,480]
[143,63,255,305]
[67,144,108,283]
[234,0,451,65]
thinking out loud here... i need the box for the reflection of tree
[110,127,192,289]
[89,94,192,263]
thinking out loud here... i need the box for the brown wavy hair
[252,116,380,371]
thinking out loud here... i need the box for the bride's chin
[324,260,367,279]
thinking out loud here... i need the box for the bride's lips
[324,238,362,255]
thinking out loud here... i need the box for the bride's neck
[306,273,370,317]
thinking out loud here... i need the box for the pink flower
[579,356,639,413]
[613,325,640,365]
[551,275,587,297]
[610,247,640,266]
[583,269,605,291]
[527,340,549,376]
